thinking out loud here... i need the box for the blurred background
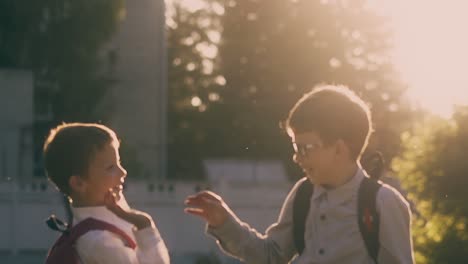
[1,0,468,263]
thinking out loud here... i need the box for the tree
[167,0,413,180]
[0,0,123,122]
[392,107,468,263]
[0,0,124,177]
[167,0,225,179]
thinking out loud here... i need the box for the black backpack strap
[46,215,70,234]
[361,151,385,180]
[358,176,382,263]
[292,178,313,255]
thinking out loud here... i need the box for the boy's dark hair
[43,123,119,195]
[286,84,372,160]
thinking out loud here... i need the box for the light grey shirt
[207,168,414,264]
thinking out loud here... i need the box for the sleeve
[133,226,171,264]
[376,185,415,264]
[76,226,170,264]
[206,179,306,264]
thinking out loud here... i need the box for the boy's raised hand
[104,189,153,230]
[184,191,230,228]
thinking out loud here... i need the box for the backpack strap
[46,214,70,233]
[292,175,382,261]
[357,176,382,263]
[292,178,313,255]
[68,218,137,249]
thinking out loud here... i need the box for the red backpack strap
[69,218,137,249]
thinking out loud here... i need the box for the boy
[185,85,414,263]
[44,123,170,264]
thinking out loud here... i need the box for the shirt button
[320,214,326,220]
[319,248,325,255]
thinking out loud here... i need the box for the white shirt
[208,168,414,264]
[72,196,170,264]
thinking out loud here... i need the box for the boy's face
[72,142,127,206]
[290,131,339,186]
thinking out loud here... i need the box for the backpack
[45,215,136,264]
[292,176,382,263]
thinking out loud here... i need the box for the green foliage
[0,0,124,123]
[167,0,225,179]
[392,107,468,263]
[1,1,124,178]
[168,0,412,180]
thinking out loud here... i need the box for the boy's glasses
[292,142,322,156]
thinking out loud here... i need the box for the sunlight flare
[370,0,468,118]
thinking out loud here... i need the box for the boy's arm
[98,190,170,264]
[377,186,415,264]
[185,182,303,263]
[133,222,170,264]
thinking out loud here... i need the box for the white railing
[0,179,291,258]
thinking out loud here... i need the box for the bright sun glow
[168,0,468,118]
[369,0,468,118]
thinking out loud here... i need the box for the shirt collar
[71,195,135,236]
[311,167,365,207]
